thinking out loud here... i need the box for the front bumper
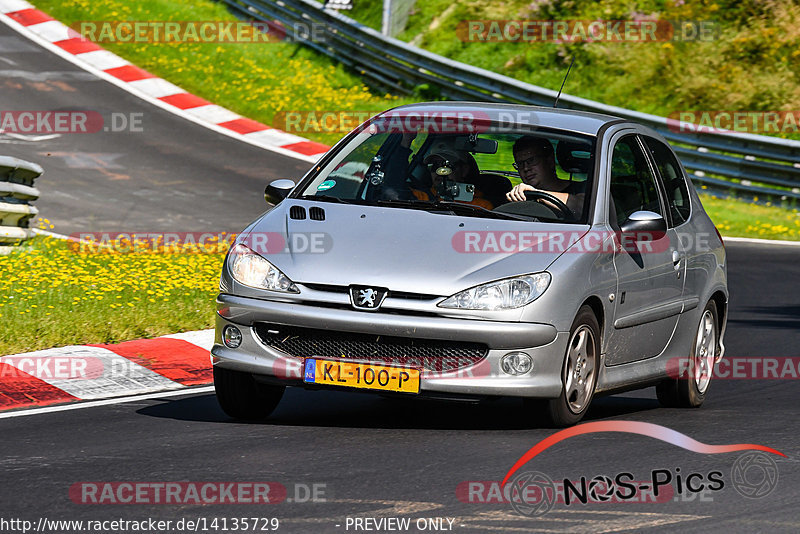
[212,294,569,398]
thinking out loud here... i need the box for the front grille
[254,324,487,373]
[302,283,441,301]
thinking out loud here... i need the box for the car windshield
[296,119,596,223]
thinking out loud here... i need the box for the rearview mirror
[619,210,667,239]
[453,136,498,154]
[264,179,295,205]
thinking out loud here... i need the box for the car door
[605,133,686,365]
[641,135,702,313]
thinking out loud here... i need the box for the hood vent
[309,206,325,221]
[289,206,306,220]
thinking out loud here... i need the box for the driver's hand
[506,183,535,202]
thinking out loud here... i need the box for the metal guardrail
[218,0,800,202]
[0,156,42,251]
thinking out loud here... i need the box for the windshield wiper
[373,199,443,211]
[433,201,533,221]
[298,195,358,204]
[373,198,533,220]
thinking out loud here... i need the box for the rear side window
[609,135,663,225]
[643,137,691,225]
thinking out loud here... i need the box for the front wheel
[656,300,718,408]
[526,306,600,427]
[214,366,285,421]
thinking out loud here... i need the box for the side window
[643,137,691,225]
[609,135,663,225]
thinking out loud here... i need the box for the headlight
[438,273,550,310]
[227,243,299,293]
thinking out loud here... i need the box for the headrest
[556,141,592,174]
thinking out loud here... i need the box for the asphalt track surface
[2,17,800,534]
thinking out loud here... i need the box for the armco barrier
[0,156,42,251]
[216,0,800,202]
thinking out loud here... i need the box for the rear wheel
[526,306,600,427]
[657,300,718,408]
[214,366,284,420]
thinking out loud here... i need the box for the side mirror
[264,179,295,205]
[619,210,667,240]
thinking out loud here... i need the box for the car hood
[240,201,589,296]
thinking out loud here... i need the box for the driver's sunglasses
[512,156,541,170]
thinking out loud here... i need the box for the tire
[656,300,718,408]
[526,305,600,427]
[214,366,285,420]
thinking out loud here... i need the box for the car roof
[382,102,626,136]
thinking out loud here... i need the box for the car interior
[302,130,596,223]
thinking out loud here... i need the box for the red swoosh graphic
[501,421,785,486]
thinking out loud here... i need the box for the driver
[505,136,585,216]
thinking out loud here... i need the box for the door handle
[672,250,682,269]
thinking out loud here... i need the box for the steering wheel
[524,190,573,220]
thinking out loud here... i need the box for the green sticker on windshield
[317,180,336,191]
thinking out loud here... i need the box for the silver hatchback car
[212,103,728,426]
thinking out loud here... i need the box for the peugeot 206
[212,103,727,426]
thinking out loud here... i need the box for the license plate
[303,358,420,394]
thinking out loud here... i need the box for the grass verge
[700,195,800,240]
[0,234,224,354]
